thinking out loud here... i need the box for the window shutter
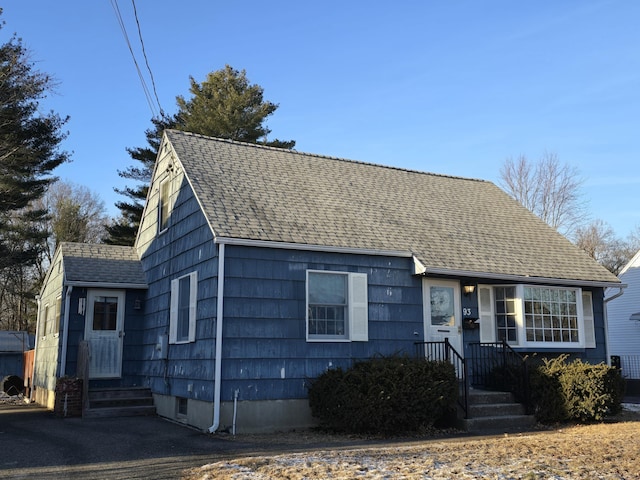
[582,290,595,348]
[478,285,496,343]
[188,271,198,342]
[169,278,179,343]
[349,273,368,342]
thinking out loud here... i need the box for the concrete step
[84,387,156,418]
[463,414,536,433]
[83,405,157,419]
[88,387,152,401]
[462,388,535,433]
[468,390,513,405]
[469,402,525,418]
[89,396,154,409]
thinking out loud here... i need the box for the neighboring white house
[607,250,640,379]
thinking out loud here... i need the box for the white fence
[617,355,640,379]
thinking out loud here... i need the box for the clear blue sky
[3,1,639,238]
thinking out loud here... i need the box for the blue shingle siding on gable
[138,178,219,401]
[220,245,423,403]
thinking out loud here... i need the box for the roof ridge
[165,129,488,184]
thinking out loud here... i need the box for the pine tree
[0,12,69,269]
[105,65,294,245]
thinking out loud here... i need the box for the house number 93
[462,308,473,316]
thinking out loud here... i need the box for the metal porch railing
[468,340,531,413]
[415,339,469,418]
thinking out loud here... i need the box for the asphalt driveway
[0,402,272,480]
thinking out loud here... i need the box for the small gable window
[478,284,595,348]
[306,270,368,342]
[158,178,171,233]
[170,271,197,344]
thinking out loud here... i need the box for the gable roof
[59,242,147,288]
[164,129,619,286]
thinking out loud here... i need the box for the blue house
[34,130,621,432]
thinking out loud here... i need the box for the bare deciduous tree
[499,152,588,237]
[39,180,109,264]
[574,219,640,275]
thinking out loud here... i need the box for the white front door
[423,279,463,357]
[85,290,125,379]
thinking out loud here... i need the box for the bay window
[479,284,595,348]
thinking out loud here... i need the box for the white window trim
[53,295,62,338]
[42,303,51,338]
[158,177,171,234]
[478,284,594,349]
[170,271,198,344]
[306,270,368,343]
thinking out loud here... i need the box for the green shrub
[530,354,625,423]
[307,355,457,435]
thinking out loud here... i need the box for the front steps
[462,389,536,433]
[83,387,156,419]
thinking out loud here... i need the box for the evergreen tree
[176,65,295,148]
[105,65,294,245]
[0,11,69,270]
[104,115,176,245]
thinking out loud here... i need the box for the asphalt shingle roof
[60,242,147,287]
[166,130,620,285]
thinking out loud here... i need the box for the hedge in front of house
[308,355,457,435]
[529,354,625,423]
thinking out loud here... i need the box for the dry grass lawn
[185,407,640,479]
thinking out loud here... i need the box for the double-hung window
[479,284,595,349]
[170,271,198,344]
[306,270,368,342]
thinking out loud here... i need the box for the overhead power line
[130,0,164,118]
[110,0,164,119]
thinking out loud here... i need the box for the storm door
[423,279,463,357]
[84,290,125,378]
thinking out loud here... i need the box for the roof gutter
[214,239,621,289]
[422,267,623,289]
[208,242,226,433]
[64,281,148,289]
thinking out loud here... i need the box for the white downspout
[208,242,225,433]
[604,286,625,366]
[59,286,73,377]
[31,295,41,402]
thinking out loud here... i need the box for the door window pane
[430,286,454,326]
[93,296,118,330]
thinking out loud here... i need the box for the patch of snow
[622,403,640,412]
